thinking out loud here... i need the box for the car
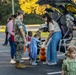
[39,24,48,32]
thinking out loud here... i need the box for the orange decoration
[40,47,46,61]
[40,51,46,55]
[24,46,26,52]
[40,55,46,61]
[40,47,45,51]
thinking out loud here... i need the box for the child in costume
[30,34,40,65]
[27,31,33,56]
[62,45,76,75]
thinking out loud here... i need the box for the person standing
[42,13,62,65]
[14,10,26,69]
[27,31,33,57]
[3,18,10,46]
[7,17,16,64]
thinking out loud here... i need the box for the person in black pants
[3,18,11,46]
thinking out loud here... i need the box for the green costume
[62,58,76,75]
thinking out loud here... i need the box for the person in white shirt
[42,13,62,65]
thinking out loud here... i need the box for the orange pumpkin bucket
[40,55,46,61]
[40,47,46,61]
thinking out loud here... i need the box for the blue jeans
[9,37,16,59]
[46,31,62,63]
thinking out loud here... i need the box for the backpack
[60,25,69,38]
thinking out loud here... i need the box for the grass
[32,32,49,38]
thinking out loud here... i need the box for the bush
[0,1,44,25]
[24,14,44,24]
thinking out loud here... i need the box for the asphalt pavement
[0,30,76,75]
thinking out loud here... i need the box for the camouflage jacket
[14,18,25,42]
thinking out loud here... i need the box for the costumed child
[27,31,33,57]
[36,30,41,61]
[62,45,76,75]
[30,34,40,65]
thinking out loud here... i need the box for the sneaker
[47,62,57,65]
[10,59,16,64]
[31,61,37,66]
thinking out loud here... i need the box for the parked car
[39,24,48,32]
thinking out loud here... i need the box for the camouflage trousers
[15,42,24,62]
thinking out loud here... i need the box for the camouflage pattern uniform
[14,18,25,61]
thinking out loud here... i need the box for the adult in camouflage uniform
[14,11,26,69]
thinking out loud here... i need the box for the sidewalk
[0,25,40,32]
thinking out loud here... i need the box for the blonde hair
[65,45,76,57]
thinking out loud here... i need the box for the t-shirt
[49,20,61,32]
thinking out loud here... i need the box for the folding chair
[58,28,73,53]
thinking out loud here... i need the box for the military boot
[15,61,26,69]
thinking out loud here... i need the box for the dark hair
[28,31,32,36]
[11,14,17,18]
[9,17,12,20]
[42,13,53,26]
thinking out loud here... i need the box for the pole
[12,0,15,14]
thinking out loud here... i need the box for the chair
[58,28,73,53]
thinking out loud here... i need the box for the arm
[7,21,14,36]
[17,21,26,43]
[19,28,26,43]
[45,22,54,45]
[45,30,54,45]
[61,59,67,75]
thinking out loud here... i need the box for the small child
[62,45,76,75]
[30,34,40,65]
[36,30,41,60]
[27,31,33,56]
[27,31,32,42]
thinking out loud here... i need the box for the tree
[19,0,50,15]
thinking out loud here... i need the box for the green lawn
[32,32,49,38]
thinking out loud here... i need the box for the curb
[0,26,5,32]
[0,25,40,32]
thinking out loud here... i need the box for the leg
[15,42,26,69]
[11,42,16,59]
[46,38,52,61]
[51,32,62,63]
[9,37,16,64]
[5,32,8,45]
[3,32,8,45]
[15,42,24,62]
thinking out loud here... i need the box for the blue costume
[30,38,40,60]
